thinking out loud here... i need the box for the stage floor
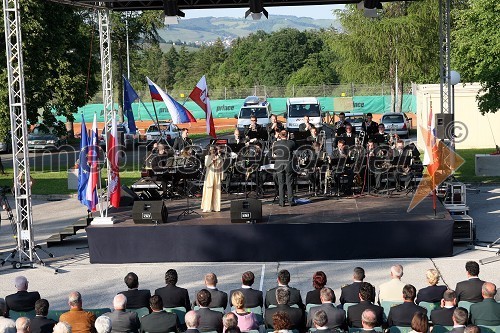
[87,192,455,263]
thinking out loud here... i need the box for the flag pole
[149,96,172,148]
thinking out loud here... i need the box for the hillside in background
[158,15,339,46]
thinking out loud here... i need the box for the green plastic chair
[86,308,112,318]
[457,301,475,313]
[164,306,187,325]
[306,303,321,315]
[477,326,500,333]
[381,301,403,320]
[193,306,225,314]
[127,307,150,318]
[349,327,383,333]
[431,325,453,333]
[418,301,441,318]
[344,303,358,317]
[389,326,413,333]
[47,310,67,321]
[8,310,35,320]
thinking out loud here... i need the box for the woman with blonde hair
[415,269,448,304]
[231,291,258,331]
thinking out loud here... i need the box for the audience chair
[163,306,187,325]
[305,303,321,315]
[343,303,357,316]
[87,308,112,318]
[388,326,413,333]
[431,325,452,333]
[457,301,474,313]
[477,326,500,333]
[47,310,67,321]
[8,310,35,320]
[380,301,403,320]
[127,307,150,318]
[348,327,383,333]
[418,301,441,318]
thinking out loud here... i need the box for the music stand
[177,160,201,220]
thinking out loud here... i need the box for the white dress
[200,154,222,212]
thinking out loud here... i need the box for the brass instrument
[356,130,366,147]
[388,125,398,148]
[318,129,326,151]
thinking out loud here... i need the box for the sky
[184,4,345,20]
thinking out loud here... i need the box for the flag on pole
[85,113,99,212]
[147,77,196,124]
[77,114,92,210]
[108,112,121,208]
[123,76,138,134]
[189,75,216,138]
[422,100,439,178]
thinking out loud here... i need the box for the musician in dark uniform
[245,115,262,143]
[331,139,354,195]
[172,128,193,152]
[299,115,315,132]
[340,124,356,147]
[307,127,320,144]
[334,112,351,137]
[273,130,296,207]
[373,124,390,146]
[267,114,284,143]
[391,139,412,190]
[309,142,326,195]
[361,113,379,139]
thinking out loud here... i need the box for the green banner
[352,95,416,114]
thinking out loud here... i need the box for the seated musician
[299,115,315,133]
[361,113,379,140]
[309,142,326,195]
[340,124,356,147]
[373,124,390,146]
[307,127,320,144]
[173,128,193,152]
[334,112,351,137]
[331,139,354,195]
[245,115,262,144]
[267,114,284,142]
[392,139,412,190]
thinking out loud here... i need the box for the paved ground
[0,184,498,310]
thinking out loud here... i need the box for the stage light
[357,0,383,18]
[163,0,185,25]
[245,0,269,20]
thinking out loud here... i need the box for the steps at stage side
[46,217,91,247]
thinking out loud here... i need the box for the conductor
[273,130,296,207]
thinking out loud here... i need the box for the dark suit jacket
[416,285,448,304]
[196,307,223,333]
[172,137,193,151]
[272,140,296,171]
[387,302,427,327]
[469,298,500,326]
[306,289,323,305]
[5,290,41,312]
[104,309,140,333]
[340,282,363,305]
[30,316,57,333]
[229,288,263,308]
[455,278,484,303]
[139,311,178,333]
[154,285,191,311]
[430,307,455,326]
[119,289,151,309]
[184,330,200,333]
[307,303,346,329]
[347,301,384,328]
[264,304,304,331]
[448,327,466,333]
[265,286,303,309]
[196,288,227,309]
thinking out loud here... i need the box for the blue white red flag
[85,113,99,212]
[77,114,92,210]
[147,77,196,124]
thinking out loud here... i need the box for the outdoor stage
[86,193,454,263]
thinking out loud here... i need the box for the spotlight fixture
[245,0,269,20]
[163,0,185,25]
[357,0,382,18]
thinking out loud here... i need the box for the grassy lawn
[454,149,500,184]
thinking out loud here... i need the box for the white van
[236,96,271,134]
[285,97,322,132]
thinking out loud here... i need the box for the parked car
[381,112,410,138]
[344,112,366,133]
[144,122,180,145]
[99,124,137,151]
[27,132,62,151]
[0,135,11,153]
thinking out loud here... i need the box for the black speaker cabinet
[435,113,453,139]
[120,185,139,207]
[230,199,262,224]
[452,215,473,243]
[132,201,168,224]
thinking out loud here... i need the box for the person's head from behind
[34,299,50,317]
[225,328,241,333]
[185,310,200,329]
[361,309,377,329]
[68,292,82,309]
[16,317,30,333]
[465,261,479,277]
[482,282,496,299]
[272,311,291,331]
[402,284,416,302]
[124,272,139,289]
[426,269,440,286]
[312,271,327,290]
[222,312,238,330]
[205,273,217,287]
[464,325,480,333]
[313,310,328,328]
[275,287,290,305]
[197,289,211,307]
[353,267,365,282]
[277,270,290,286]
[391,265,404,279]
[14,276,28,292]
[231,291,246,310]
[53,322,72,333]
[443,289,457,306]
[411,312,428,333]
[94,316,111,333]
[452,307,468,326]
[165,269,178,286]
[149,295,163,312]
[359,282,375,303]
[113,294,127,311]
[242,271,255,286]
[319,287,335,304]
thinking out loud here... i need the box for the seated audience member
[0,298,16,333]
[195,290,223,333]
[455,261,484,303]
[448,307,468,333]
[308,288,345,329]
[387,285,427,327]
[197,273,228,309]
[53,322,72,333]
[30,299,56,333]
[306,271,333,305]
[464,325,480,333]
[469,282,500,326]
[59,292,96,333]
[416,269,448,304]
[265,270,304,309]
[94,317,111,333]
[347,282,384,328]
[340,267,366,305]
[409,312,429,333]
[229,272,263,309]
[185,311,200,333]
[222,313,238,333]
[230,292,258,331]
[265,288,304,331]
[224,328,240,333]
[139,296,178,333]
[430,290,457,326]
[154,269,191,311]
[104,295,140,333]
[312,310,333,333]
[118,273,151,310]
[6,276,41,314]
[378,265,405,304]
[272,312,292,333]
[15,318,30,333]
[361,309,380,333]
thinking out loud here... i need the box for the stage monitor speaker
[132,200,168,224]
[120,185,139,207]
[435,113,453,139]
[230,199,262,224]
[452,215,473,243]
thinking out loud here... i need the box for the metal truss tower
[439,0,452,117]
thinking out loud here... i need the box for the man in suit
[0,298,16,333]
[118,272,151,310]
[185,311,201,333]
[267,114,284,143]
[378,265,406,304]
[264,287,304,331]
[172,128,193,152]
[469,282,500,326]
[373,124,390,146]
[312,310,334,333]
[340,124,356,147]
[244,116,262,143]
[195,290,223,333]
[347,282,384,328]
[229,271,263,308]
[430,289,457,326]
[265,269,303,309]
[334,112,351,137]
[455,261,484,303]
[307,288,345,330]
[448,307,468,333]
[104,294,140,333]
[30,299,56,333]
[59,292,96,333]
[272,131,296,207]
[361,113,379,140]
[299,115,315,133]
[139,295,178,333]
[340,267,366,305]
[154,269,191,311]
[196,273,227,309]
[361,309,380,333]
[387,284,427,327]
[5,276,41,314]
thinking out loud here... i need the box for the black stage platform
[87,193,454,263]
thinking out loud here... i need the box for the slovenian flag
[85,113,99,212]
[147,77,196,124]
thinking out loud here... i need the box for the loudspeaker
[435,114,453,139]
[120,185,139,207]
[230,199,262,224]
[132,201,168,224]
[452,215,473,243]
